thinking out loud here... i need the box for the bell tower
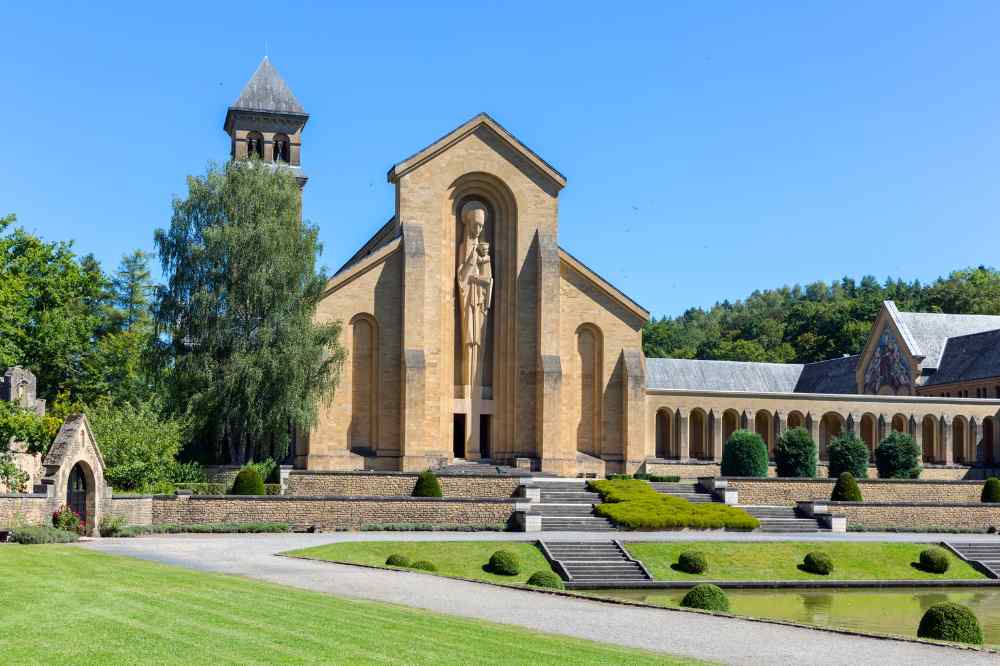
[224,57,309,188]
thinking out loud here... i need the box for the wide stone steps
[650,482,716,504]
[529,504,596,516]
[741,505,828,532]
[539,491,600,504]
[542,540,652,584]
[945,542,1000,578]
[539,517,617,531]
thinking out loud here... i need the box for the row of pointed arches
[654,407,997,465]
[244,131,292,163]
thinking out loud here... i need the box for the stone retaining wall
[149,495,518,529]
[724,478,986,506]
[831,501,1000,531]
[647,461,975,481]
[0,494,54,527]
[285,471,521,498]
[109,496,154,526]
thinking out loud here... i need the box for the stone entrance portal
[67,463,88,525]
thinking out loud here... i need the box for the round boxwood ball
[982,477,1000,503]
[680,584,730,612]
[488,550,520,576]
[802,551,834,575]
[677,550,708,574]
[411,560,437,572]
[385,553,411,568]
[918,548,950,574]
[526,570,565,589]
[230,468,265,495]
[917,602,983,645]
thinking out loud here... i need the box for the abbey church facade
[227,59,1000,478]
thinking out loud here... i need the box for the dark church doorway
[479,414,491,459]
[453,414,466,458]
[67,463,87,525]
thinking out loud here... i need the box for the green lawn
[625,541,985,581]
[288,540,556,586]
[0,546,699,665]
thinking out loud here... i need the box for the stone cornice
[645,386,1000,407]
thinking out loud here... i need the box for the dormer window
[246,131,264,159]
[273,134,291,163]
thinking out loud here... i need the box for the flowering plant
[52,504,82,533]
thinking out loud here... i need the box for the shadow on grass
[669,563,704,575]
[796,563,831,576]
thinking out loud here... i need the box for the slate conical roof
[230,57,305,115]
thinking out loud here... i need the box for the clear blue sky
[4,2,999,317]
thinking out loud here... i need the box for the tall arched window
[272,133,290,163]
[246,131,264,159]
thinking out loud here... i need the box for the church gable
[855,302,921,395]
[387,113,566,192]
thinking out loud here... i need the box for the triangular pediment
[855,301,921,393]
[387,113,566,189]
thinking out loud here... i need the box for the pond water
[585,587,1000,647]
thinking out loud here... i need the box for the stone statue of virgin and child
[457,201,493,388]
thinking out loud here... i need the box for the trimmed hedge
[8,526,80,544]
[875,432,922,479]
[918,548,950,574]
[588,480,759,530]
[413,470,443,498]
[982,477,1000,503]
[831,472,863,501]
[917,602,983,645]
[411,560,437,572]
[385,554,411,567]
[607,473,681,483]
[680,584,729,612]
[802,551,834,575]
[103,522,290,537]
[230,468,265,495]
[488,550,520,576]
[827,433,869,479]
[526,570,565,589]
[677,551,708,574]
[775,427,817,478]
[721,430,768,478]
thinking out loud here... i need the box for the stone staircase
[541,540,651,585]
[740,505,829,532]
[945,541,1000,578]
[650,481,714,503]
[526,480,616,532]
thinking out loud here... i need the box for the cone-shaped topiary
[827,433,869,479]
[775,427,817,478]
[917,602,983,645]
[413,470,443,497]
[680,584,730,612]
[411,560,437,572]
[875,432,922,479]
[488,550,520,576]
[802,551,834,575]
[919,548,950,574]
[982,477,1000,503]
[385,554,411,567]
[720,430,768,477]
[526,570,565,589]
[230,468,265,495]
[831,472,863,501]
[677,551,708,574]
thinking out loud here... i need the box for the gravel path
[84,532,1000,665]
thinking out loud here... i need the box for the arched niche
[349,313,379,453]
[574,323,603,457]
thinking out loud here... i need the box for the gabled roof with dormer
[386,113,566,189]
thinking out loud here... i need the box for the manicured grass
[0,545,700,665]
[625,541,986,581]
[588,480,759,531]
[289,540,556,586]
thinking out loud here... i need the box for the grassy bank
[625,541,985,581]
[0,545,698,665]
[288,540,556,586]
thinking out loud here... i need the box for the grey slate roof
[333,217,401,276]
[646,358,804,393]
[231,57,305,115]
[793,355,860,394]
[895,310,1000,369]
[924,329,1000,387]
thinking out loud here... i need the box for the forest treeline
[642,268,1000,363]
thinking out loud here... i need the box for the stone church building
[227,59,1000,478]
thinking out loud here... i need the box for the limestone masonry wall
[832,502,1000,531]
[285,472,521,498]
[0,494,54,527]
[150,495,516,529]
[648,462,974,481]
[726,478,986,506]
[109,496,154,526]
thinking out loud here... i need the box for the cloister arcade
[648,394,1000,466]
